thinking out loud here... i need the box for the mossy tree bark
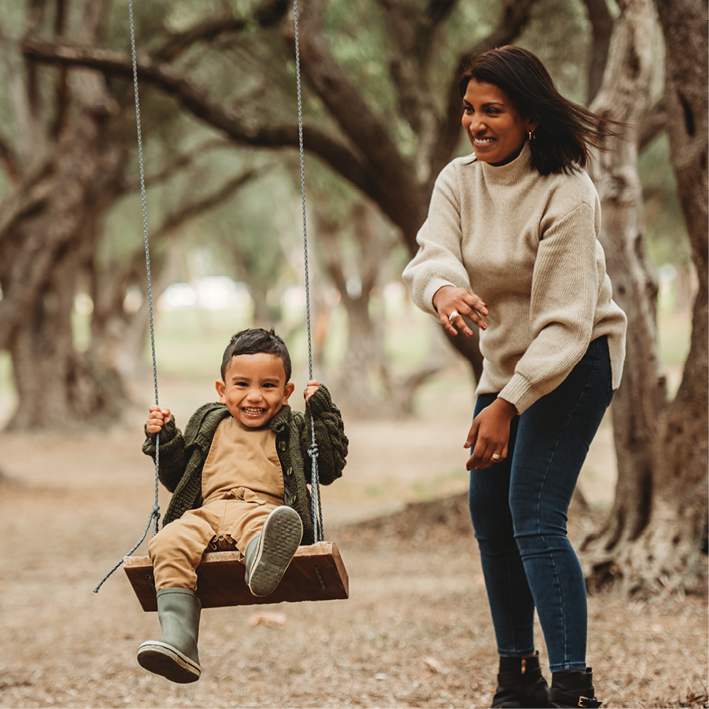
[642,0,708,594]
[0,0,129,430]
[581,0,707,596]
[582,0,663,582]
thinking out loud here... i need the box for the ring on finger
[491,453,501,461]
[448,310,460,324]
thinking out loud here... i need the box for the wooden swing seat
[123,541,348,612]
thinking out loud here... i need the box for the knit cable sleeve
[301,384,348,486]
[142,415,187,493]
[402,162,474,316]
[499,200,600,414]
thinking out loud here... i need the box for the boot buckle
[578,697,590,708]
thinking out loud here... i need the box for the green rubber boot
[137,588,201,683]
[245,506,303,597]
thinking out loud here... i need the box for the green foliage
[322,0,395,114]
[199,163,300,288]
[515,0,591,105]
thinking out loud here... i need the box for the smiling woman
[461,81,537,166]
[458,45,621,177]
[402,46,628,709]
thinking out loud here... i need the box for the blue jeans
[469,336,614,673]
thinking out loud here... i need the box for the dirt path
[0,372,706,708]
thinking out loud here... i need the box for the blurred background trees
[0,0,705,596]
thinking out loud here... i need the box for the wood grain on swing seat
[123,541,349,612]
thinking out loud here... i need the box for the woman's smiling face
[462,79,537,165]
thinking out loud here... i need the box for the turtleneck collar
[478,141,534,185]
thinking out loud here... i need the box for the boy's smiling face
[216,353,295,428]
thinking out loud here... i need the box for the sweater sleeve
[499,199,601,413]
[142,416,188,493]
[302,384,348,486]
[402,162,474,316]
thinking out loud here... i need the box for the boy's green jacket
[142,385,348,545]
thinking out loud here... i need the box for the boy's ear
[283,382,295,404]
[215,380,227,403]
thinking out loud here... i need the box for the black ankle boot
[548,668,601,708]
[490,652,549,708]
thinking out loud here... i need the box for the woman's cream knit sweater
[403,143,627,414]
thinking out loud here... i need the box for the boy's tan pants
[149,487,281,591]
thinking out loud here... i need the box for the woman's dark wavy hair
[459,46,621,176]
[220,328,292,382]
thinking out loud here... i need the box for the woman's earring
[528,130,535,141]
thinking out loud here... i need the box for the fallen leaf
[422,656,445,674]
[249,612,287,628]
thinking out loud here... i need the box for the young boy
[137,328,348,684]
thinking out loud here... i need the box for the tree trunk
[581,0,614,104]
[581,0,708,596]
[90,239,182,384]
[7,248,127,430]
[580,0,666,591]
[315,200,448,418]
[641,0,708,593]
[316,201,386,415]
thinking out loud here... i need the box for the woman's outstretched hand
[433,285,488,337]
[465,398,517,470]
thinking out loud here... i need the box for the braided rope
[293,0,324,542]
[94,0,161,593]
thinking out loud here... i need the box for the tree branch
[639,92,668,152]
[0,175,55,247]
[149,168,264,240]
[425,0,460,27]
[374,0,457,151]
[288,0,425,251]
[0,28,45,177]
[0,136,21,186]
[121,138,233,192]
[154,0,290,62]
[20,37,375,200]
[581,0,614,105]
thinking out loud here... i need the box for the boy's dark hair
[220,328,292,382]
[459,45,623,176]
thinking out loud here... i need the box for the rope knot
[307,443,319,461]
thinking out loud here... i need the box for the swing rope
[293,0,324,543]
[94,0,322,593]
[93,0,162,594]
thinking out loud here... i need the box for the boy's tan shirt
[201,417,284,504]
